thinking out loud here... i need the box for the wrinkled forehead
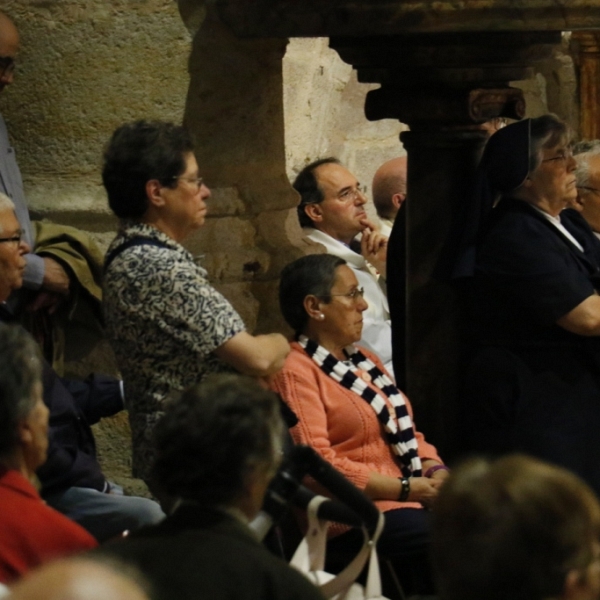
[0,208,18,233]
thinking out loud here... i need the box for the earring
[317,313,325,320]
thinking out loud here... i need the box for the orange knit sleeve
[271,366,372,492]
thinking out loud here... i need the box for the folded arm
[214,331,290,378]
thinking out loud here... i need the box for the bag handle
[290,495,386,599]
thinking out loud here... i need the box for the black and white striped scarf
[298,335,422,477]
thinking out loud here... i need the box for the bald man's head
[8,558,150,600]
[0,12,19,93]
[372,156,407,222]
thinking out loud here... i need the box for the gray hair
[0,192,15,214]
[0,324,43,457]
[528,114,571,174]
[151,374,284,507]
[574,140,600,187]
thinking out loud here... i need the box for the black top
[471,198,600,348]
[94,505,324,600]
[463,198,600,494]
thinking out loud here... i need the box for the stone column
[178,1,304,334]
[572,31,600,139]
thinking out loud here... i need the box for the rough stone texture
[511,33,578,128]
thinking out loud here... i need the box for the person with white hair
[0,192,165,544]
[574,140,600,239]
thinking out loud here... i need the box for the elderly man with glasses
[293,157,394,377]
[574,140,600,240]
[0,11,71,315]
[0,192,165,543]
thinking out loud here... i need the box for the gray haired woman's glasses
[0,229,23,245]
[325,287,365,301]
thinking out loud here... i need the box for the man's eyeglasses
[0,230,23,245]
[542,148,573,164]
[0,56,16,79]
[325,287,365,301]
[337,185,367,203]
[172,176,204,192]
[577,186,600,195]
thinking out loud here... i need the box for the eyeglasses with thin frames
[542,148,573,165]
[0,229,23,245]
[324,287,365,301]
[171,176,204,192]
[337,185,367,203]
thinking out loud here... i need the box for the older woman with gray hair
[0,324,96,583]
[462,115,600,496]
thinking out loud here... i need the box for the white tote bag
[290,496,389,600]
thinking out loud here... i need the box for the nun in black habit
[460,114,600,496]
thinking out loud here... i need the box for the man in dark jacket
[0,192,164,541]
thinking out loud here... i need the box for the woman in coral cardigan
[271,253,448,593]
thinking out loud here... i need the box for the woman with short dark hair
[273,253,448,593]
[102,121,290,487]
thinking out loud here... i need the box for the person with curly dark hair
[94,374,323,600]
[102,121,290,488]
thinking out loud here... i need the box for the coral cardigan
[271,342,442,514]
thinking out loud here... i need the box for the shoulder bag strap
[103,236,172,273]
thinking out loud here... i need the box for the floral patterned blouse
[103,222,245,482]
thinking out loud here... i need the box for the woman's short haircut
[529,114,571,174]
[151,374,284,507]
[292,157,340,228]
[0,324,43,457]
[102,120,195,220]
[279,253,346,335]
[432,455,600,600]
